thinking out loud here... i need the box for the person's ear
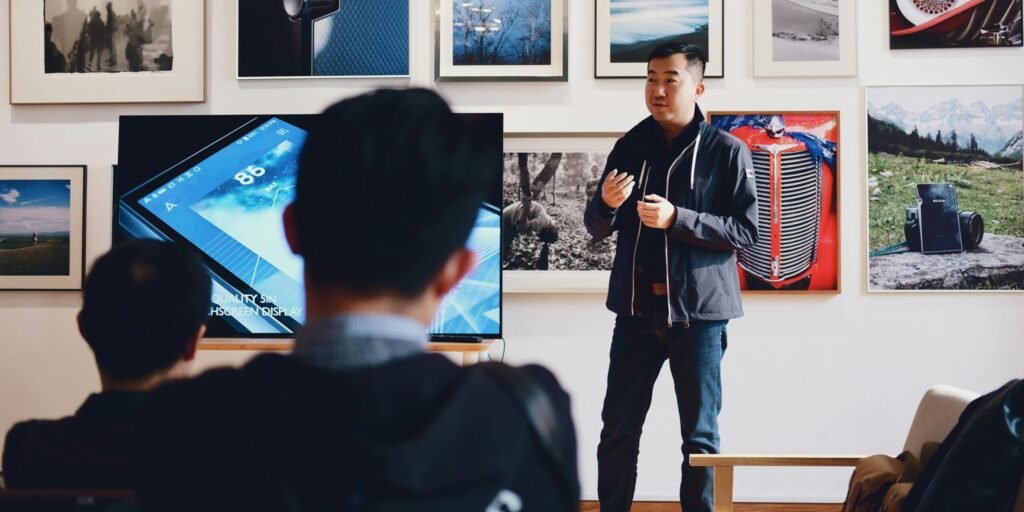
[283,203,301,255]
[182,324,204,363]
[694,81,706,100]
[76,310,86,340]
[433,248,476,299]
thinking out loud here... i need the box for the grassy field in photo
[0,236,71,275]
[868,154,1024,251]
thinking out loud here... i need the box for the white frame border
[595,0,723,79]
[753,0,858,78]
[0,166,85,290]
[503,132,621,293]
[436,0,568,81]
[10,0,205,104]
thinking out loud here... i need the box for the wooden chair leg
[713,466,734,512]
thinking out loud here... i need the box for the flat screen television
[115,114,502,340]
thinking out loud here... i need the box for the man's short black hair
[294,88,493,297]
[80,240,211,380]
[647,41,706,82]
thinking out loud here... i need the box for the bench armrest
[690,454,865,467]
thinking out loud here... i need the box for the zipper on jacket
[664,133,701,328]
[629,160,649,316]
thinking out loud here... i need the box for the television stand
[426,338,494,366]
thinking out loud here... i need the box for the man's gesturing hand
[601,170,635,209]
[637,194,677,229]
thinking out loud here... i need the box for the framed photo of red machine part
[707,112,841,293]
[889,0,1023,49]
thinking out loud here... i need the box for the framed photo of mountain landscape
[865,85,1024,292]
[595,0,723,78]
[889,0,1023,49]
[10,0,205,104]
[752,0,857,77]
[0,166,86,290]
[707,112,841,293]
[435,0,568,81]
[502,132,620,292]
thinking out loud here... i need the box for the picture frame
[889,0,1023,50]
[236,0,410,79]
[865,85,1024,293]
[752,0,857,78]
[0,166,86,290]
[595,0,724,79]
[502,132,621,293]
[707,111,842,294]
[435,0,568,82]
[10,0,205,104]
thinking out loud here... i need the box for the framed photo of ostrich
[435,0,568,81]
[707,112,842,293]
[502,132,620,293]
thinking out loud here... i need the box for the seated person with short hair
[136,89,579,511]
[2,239,210,489]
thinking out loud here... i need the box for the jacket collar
[75,391,147,422]
[623,104,707,153]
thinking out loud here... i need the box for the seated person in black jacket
[136,89,579,512]
[2,240,210,489]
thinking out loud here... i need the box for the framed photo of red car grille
[707,112,841,293]
[889,0,1023,49]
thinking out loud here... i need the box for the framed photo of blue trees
[435,0,568,81]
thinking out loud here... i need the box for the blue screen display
[121,117,500,337]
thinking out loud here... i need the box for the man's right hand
[601,170,635,209]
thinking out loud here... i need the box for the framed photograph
[10,0,205,104]
[435,0,567,82]
[595,0,723,79]
[866,85,1024,292]
[707,112,841,293]
[502,133,620,292]
[0,166,86,290]
[889,0,1022,49]
[752,0,857,77]
[237,0,409,79]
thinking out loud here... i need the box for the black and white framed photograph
[753,0,857,77]
[0,166,86,290]
[237,0,409,79]
[10,0,205,103]
[435,0,567,81]
[595,0,723,79]
[502,133,619,292]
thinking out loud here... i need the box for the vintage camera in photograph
[904,206,985,252]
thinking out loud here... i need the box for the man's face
[645,53,705,127]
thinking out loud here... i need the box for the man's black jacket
[584,108,759,325]
[136,353,578,512]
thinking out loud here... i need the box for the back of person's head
[292,88,493,297]
[79,240,211,380]
[647,41,706,82]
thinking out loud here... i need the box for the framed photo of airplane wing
[753,0,858,77]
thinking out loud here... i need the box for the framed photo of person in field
[502,133,619,292]
[0,166,86,290]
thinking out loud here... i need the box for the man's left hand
[637,195,677,229]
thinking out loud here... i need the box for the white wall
[1,0,1022,503]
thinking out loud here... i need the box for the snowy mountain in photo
[867,98,1022,155]
[998,130,1023,159]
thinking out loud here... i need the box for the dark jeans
[597,314,728,512]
